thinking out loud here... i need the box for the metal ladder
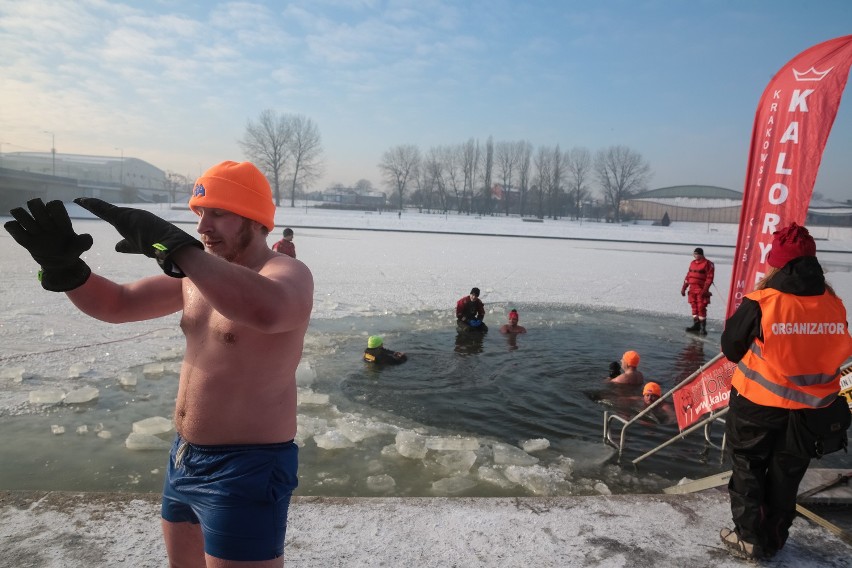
[603,351,729,465]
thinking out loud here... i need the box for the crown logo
[793,66,833,81]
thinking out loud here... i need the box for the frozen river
[2,209,852,497]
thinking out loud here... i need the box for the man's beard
[216,218,255,262]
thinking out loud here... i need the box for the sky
[1,1,851,200]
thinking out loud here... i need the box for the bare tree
[440,144,465,213]
[481,136,494,215]
[239,109,293,206]
[354,179,373,193]
[286,115,324,207]
[495,140,521,216]
[461,138,480,215]
[565,147,592,219]
[533,145,553,219]
[425,146,448,212]
[594,145,652,222]
[517,141,533,217]
[378,144,421,211]
[549,144,564,219]
[165,171,190,204]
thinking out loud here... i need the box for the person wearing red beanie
[720,222,852,560]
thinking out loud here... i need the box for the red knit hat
[767,222,816,268]
[189,161,275,231]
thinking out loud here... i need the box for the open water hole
[3,305,806,497]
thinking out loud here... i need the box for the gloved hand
[74,198,203,278]
[4,198,93,291]
[702,290,711,298]
[680,286,687,297]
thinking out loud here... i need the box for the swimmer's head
[643,382,662,404]
[622,350,640,368]
[367,335,383,349]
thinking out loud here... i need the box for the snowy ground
[2,204,852,566]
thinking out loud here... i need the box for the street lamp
[114,147,124,186]
[43,130,55,176]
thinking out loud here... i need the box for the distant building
[622,185,742,224]
[317,186,388,210]
[0,152,171,210]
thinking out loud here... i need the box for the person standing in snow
[681,247,714,335]
[4,161,313,566]
[272,227,296,258]
[720,222,852,560]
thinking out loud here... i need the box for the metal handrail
[603,351,729,464]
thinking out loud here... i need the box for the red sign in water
[673,35,852,430]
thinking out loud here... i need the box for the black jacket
[721,256,826,363]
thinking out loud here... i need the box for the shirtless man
[499,309,527,334]
[609,350,645,385]
[4,160,313,567]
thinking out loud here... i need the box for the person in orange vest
[681,247,714,335]
[719,222,852,561]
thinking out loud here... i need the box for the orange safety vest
[731,288,852,409]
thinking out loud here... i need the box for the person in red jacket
[456,287,487,331]
[681,247,714,335]
[272,227,296,258]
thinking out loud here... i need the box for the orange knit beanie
[189,161,275,231]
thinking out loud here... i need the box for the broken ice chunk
[68,362,91,378]
[132,416,174,435]
[125,432,171,450]
[296,361,317,386]
[297,389,330,406]
[0,366,26,382]
[51,425,66,435]
[431,476,476,495]
[491,442,539,466]
[64,386,99,404]
[97,430,113,439]
[117,371,138,387]
[314,430,355,449]
[521,438,550,453]
[425,435,480,451]
[76,425,88,435]
[366,474,396,492]
[435,450,478,474]
[142,363,165,377]
[395,431,427,459]
[29,389,65,404]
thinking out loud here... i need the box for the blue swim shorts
[161,435,299,561]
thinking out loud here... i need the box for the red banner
[674,35,852,430]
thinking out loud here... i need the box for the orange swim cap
[643,382,661,397]
[622,350,640,367]
[189,161,275,231]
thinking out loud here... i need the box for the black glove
[74,198,203,278]
[4,198,93,291]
